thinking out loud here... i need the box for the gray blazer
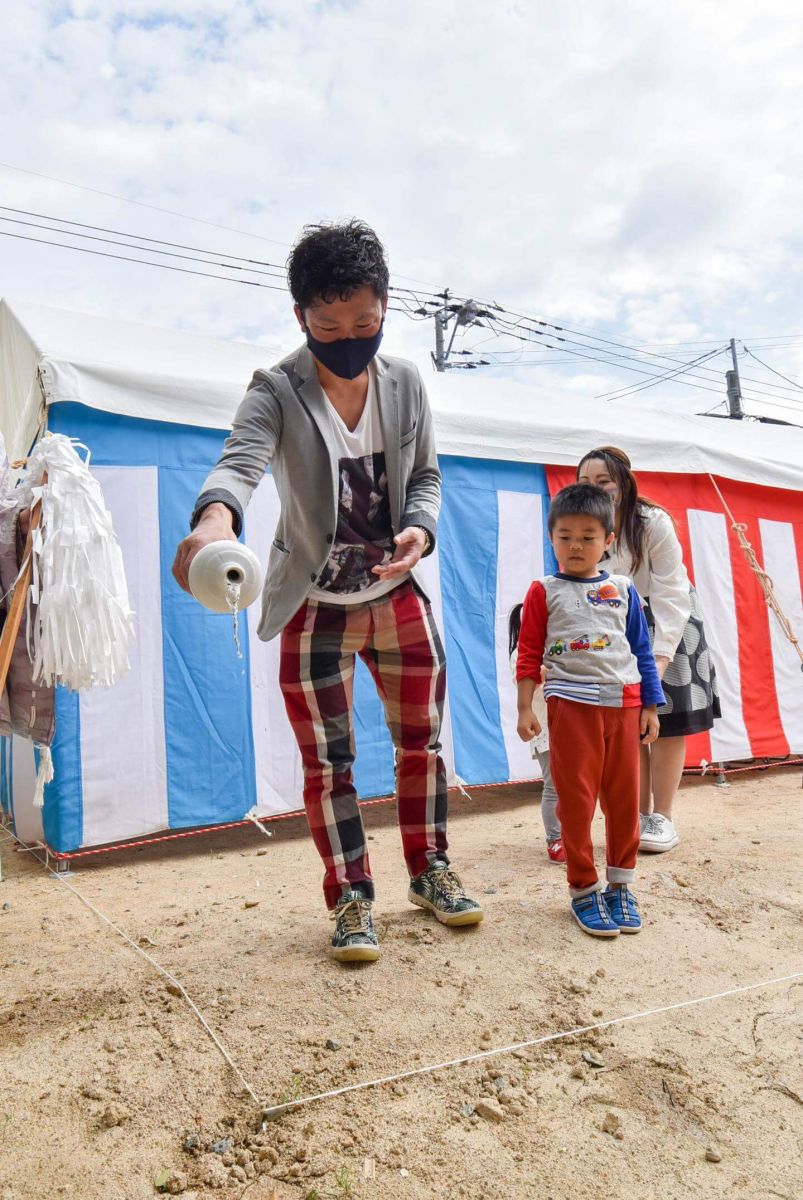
[192,344,441,641]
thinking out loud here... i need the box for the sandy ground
[1,768,802,1200]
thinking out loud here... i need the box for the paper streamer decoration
[18,434,135,690]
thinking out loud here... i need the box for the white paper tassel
[18,434,134,691]
[33,744,54,808]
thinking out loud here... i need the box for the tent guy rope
[709,473,803,670]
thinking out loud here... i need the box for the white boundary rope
[0,829,261,1106]
[2,828,801,1123]
[260,970,803,1118]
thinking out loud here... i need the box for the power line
[3,179,802,410]
[482,311,803,404]
[0,229,290,290]
[0,213,288,279]
[471,300,803,399]
[6,160,803,379]
[626,335,803,350]
[0,204,288,273]
[0,204,444,301]
[0,160,448,293]
[743,346,803,393]
[479,313,728,397]
[9,220,788,410]
[595,347,730,401]
[0,161,292,247]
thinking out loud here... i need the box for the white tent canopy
[1,296,801,857]
[2,297,801,489]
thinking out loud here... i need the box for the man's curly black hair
[548,483,615,536]
[287,219,390,311]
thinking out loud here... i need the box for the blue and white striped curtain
[9,402,556,853]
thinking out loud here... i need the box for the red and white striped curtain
[545,468,803,766]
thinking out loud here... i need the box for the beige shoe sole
[331,943,381,963]
[408,892,484,927]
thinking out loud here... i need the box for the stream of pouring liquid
[226,579,243,659]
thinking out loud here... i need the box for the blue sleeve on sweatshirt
[625,585,666,707]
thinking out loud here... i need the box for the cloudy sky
[2,1,803,423]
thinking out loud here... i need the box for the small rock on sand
[705,1146,723,1163]
[601,1112,621,1137]
[155,1170,188,1194]
[101,1101,130,1128]
[474,1099,506,1123]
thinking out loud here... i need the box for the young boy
[516,484,664,937]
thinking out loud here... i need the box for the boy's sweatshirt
[516,571,665,709]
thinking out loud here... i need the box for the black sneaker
[408,861,483,927]
[330,890,380,963]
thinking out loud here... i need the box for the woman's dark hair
[508,604,523,657]
[287,220,389,311]
[576,445,664,573]
[547,483,616,537]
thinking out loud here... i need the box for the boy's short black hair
[548,483,615,536]
[287,220,390,310]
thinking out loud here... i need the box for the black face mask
[304,321,384,380]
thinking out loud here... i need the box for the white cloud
[0,0,801,423]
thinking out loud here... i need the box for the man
[173,220,482,963]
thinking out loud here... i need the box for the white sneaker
[639,813,680,853]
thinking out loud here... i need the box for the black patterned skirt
[644,586,722,738]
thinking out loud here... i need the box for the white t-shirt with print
[308,366,409,605]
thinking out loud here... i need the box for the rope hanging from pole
[708,474,803,671]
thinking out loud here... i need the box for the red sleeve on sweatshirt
[516,581,548,682]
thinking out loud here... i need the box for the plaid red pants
[279,580,449,909]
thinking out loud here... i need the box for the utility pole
[726,337,744,419]
[431,290,489,372]
[432,289,449,373]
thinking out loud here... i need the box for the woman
[576,446,720,853]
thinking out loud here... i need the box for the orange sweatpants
[547,697,641,896]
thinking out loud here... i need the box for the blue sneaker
[571,891,620,938]
[603,885,642,934]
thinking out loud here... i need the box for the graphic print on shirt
[548,632,611,656]
[586,582,622,608]
[316,451,394,594]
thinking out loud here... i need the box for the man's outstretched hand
[372,527,427,582]
[172,503,237,594]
